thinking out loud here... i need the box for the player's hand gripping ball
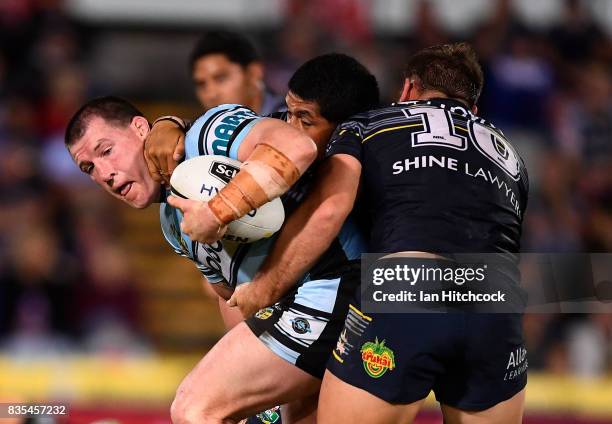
[169,155,285,243]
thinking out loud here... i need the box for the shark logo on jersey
[291,317,311,334]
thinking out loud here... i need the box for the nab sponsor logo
[210,162,239,184]
[208,109,257,155]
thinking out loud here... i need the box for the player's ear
[471,104,478,114]
[398,78,412,102]
[131,116,150,140]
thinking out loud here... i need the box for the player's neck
[249,86,265,114]
[399,85,449,103]
[416,89,449,102]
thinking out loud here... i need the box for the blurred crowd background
[0,0,611,421]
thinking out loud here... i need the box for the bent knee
[171,391,208,423]
[171,389,233,424]
[171,395,198,424]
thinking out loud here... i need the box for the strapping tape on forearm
[208,173,268,224]
[208,143,300,225]
[247,143,300,188]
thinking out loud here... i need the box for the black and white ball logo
[209,162,239,184]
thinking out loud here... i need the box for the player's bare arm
[217,293,246,331]
[168,117,317,244]
[198,277,244,329]
[228,154,362,317]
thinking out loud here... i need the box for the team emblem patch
[493,135,509,160]
[335,329,349,357]
[361,338,395,378]
[255,307,275,320]
[290,317,311,334]
[255,406,281,423]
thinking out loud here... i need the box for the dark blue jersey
[326,98,529,255]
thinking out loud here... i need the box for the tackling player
[65,53,379,423]
[314,43,529,423]
[189,43,529,424]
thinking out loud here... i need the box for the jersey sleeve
[325,116,367,162]
[184,104,263,161]
[195,263,225,284]
[177,250,224,284]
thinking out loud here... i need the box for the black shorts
[327,307,527,410]
[246,270,359,379]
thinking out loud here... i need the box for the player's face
[192,54,259,110]
[285,91,336,157]
[69,116,161,209]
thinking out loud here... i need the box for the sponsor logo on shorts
[290,317,311,334]
[361,338,395,378]
[256,406,281,423]
[255,307,275,320]
[504,346,528,381]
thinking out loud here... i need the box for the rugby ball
[169,155,285,243]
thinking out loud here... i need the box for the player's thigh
[174,322,320,419]
[441,388,525,424]
[317,370,425,424]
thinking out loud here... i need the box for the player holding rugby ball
[65,53,379,423]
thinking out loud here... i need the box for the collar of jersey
[395,98,469,109]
